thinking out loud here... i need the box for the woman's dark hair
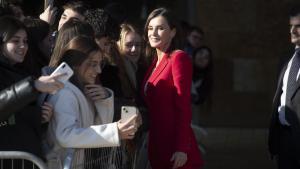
[58,35,101,89]
[104,2,127,25]
[63,0,89,17]
[0,16,27,60]
[289,4,300,17]
[49,19,94,67]
[144,7,183,59]
[84,8,120,41]
[192,46,213,80]
[192,46,213,104]
[0,16,26,45]
[24,17,49,43]
[17,18,51,76]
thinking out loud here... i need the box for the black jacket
[269,61,300,159]
[0,57,43,158]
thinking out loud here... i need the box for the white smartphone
[50,62,74,83]
[121,106,138,122]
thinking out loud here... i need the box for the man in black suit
[269,5,300,169]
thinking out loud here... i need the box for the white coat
[45,82,120,169]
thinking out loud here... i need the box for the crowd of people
[0,1,213,169]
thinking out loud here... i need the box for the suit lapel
[291,74,300,99]
[148,54,169,83]
[273,64,287,104]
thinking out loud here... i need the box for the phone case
[121,106,137,121]
[50,62,74,83]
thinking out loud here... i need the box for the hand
[39,4,58,25]
[170,152,188,169]
[84,84,109,101]
[41,102,53,123]
[34,73,65,94]
[117,115,138,140]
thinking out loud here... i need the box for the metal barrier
[0,151,47,169]
[63,144,136,169]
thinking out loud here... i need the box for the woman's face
[2,29,28,64]
[95,37,112,55]
[123,32,142,63]
[194,49,210,69]
[147,16,176,51]
[58,9,84,31]
[77,50,103,84]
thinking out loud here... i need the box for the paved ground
[196,127,276,169]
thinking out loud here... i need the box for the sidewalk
[200,127,276,169]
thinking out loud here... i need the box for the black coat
[0,57,43,158]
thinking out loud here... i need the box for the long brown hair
[144,7,183,60]
[57,36,101,90]
[49,19,94,67]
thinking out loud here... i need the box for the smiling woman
[0,16,64,168]
[2,29,28,64]
[142,8,203,169]
[45,36,140,168]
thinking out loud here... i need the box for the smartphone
[50,62,73,83]
[44,0,61,10]
[121,106,138,123]
[44,0,53,9]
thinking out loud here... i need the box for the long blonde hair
[117,23,146,64]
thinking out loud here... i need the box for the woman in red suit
[142,8,203,169]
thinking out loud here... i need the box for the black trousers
[277,125,300,169]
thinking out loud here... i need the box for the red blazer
[142,50,203,169]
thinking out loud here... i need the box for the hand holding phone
[121,106,138,123]
[41,0,58,25]
[118,107,139,140]
[50,62,73,84]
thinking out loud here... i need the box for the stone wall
[192,0,298,127]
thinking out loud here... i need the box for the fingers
[173,158,182,169]
[172,156,180,169]
[170,152,187,169]
[84,85,108,100]
[45,5,50,11]
[49,0,54,5]
[41,105,52,111]
[122,125,137,139]
[49,74,66,89]
[84,88,106,95]
[85,84,102,88]
[50,7,58,16]
[121,115,138,128]
[117,115,139,140]
[50,72,67,79]
[50,80,64,91]
[41,102,53,123]
[35,76,64,94]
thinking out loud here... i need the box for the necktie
[286,49,300,106]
